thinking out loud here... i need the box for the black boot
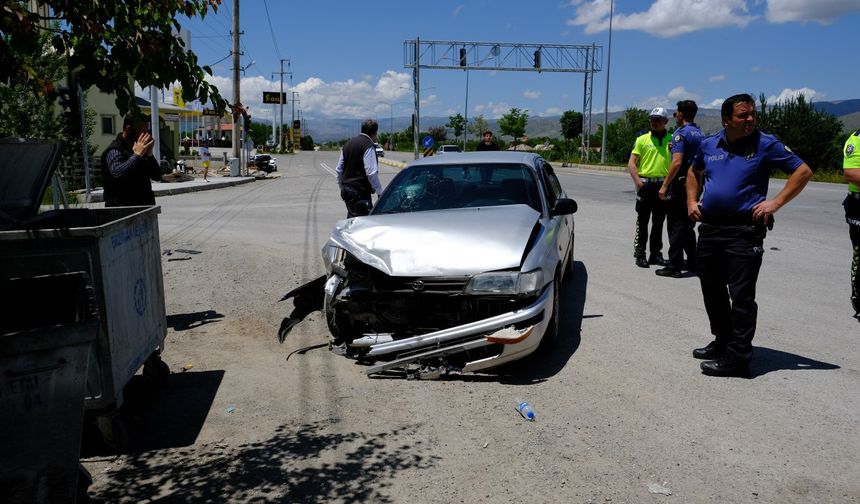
[692,341,722,359]
[701,355,750,377]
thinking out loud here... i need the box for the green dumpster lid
[0,138,65,225]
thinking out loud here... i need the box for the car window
[373,163,542,214]
[538,161,563,207]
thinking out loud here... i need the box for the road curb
[379,158,407,169]
[82,176,257,203]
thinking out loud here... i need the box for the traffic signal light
[533,50,541,69]
[459,47,467,67]
[57,86,81,137]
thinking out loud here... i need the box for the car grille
[373,275,469,295]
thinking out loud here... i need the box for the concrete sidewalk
[82,174,271,203]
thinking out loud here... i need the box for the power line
[262,0,282,60]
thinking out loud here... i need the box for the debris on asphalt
[647,482,672,495]
[167,256,191,261]
[174,248,202,255]
[225,407,237,414]
[181,363,193,373]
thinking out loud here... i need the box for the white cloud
[524,90,542,100]
[705,98,724,108]
[767,87,824,103]
[205,71,415,119]
[709,74,726,82]
[566,0,757,37]
[540,107,563,117]
[668,86,701,101]
[472,102,523,119]
[766,0,860,23]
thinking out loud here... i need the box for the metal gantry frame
[404,39,603,160]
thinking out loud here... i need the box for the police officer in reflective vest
[686,93,813,377]
[843,129,860,318]
[657,100,704,278]
[627,107,671,268]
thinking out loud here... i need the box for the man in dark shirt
[686,93,813,377]
[476,130,500,151]
[335,119,384,217]
[100,116,162,207]
[657,100,704,277]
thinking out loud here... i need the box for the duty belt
[640,177,664,183]
[848,192,860,200]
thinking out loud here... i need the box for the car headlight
[464,269,544,295]
[322,243,347,273]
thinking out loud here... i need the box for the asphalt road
[83,149,860,503]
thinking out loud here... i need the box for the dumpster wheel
[95,414,129,451]
[143,352,170,387]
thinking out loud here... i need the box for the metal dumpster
[0,271,99,503]
[0,138,168,448]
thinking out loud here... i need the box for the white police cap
[649,107,669,119]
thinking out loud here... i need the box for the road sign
[423,148,434,157]
[263,92,287,104]
[421,136,434,148]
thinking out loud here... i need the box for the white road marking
[320,162,337,177]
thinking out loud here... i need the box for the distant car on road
[438,144,463,154]
[374,143,384,157]
[266,139,276,148]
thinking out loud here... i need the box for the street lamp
[379,101,394,149]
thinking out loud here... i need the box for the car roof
[409,151,541,168]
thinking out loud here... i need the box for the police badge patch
[674,135,681,143]
[848,144,856,156]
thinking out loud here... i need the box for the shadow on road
[166,310,225,331]
[749,346,840,378]
[88,421,438,503]
[82,370,224,457]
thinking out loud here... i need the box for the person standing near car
[199,140,211,182]
[100,116,162,207]
[657,100,704,277]
[842,129,860,319]
[335,119,384,218]
[476,130,500,151]
[628,107,671,268]
[686,93,813,377]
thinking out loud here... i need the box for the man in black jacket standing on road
[100,116,162,207]
[335,119,384,217]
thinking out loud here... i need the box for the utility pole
[292,91,299,149]
[273,59,290,151]
[231,0,240,160]
[601,0,614,164]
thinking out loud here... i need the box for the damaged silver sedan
[322,152,577,378]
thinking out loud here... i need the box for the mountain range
[296,99,860,143]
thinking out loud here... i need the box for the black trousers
[696,221,766,361]
[666,178,697,270]
[340,184,372,218]
[634,181,666,258]
[844,194,860,312]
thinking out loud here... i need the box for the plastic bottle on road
[515,398,536,421]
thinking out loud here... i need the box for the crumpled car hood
[329,205,541,276]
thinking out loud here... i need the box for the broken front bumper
[358,284,553,376]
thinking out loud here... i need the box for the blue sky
[177,0,860,123]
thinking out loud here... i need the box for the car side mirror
[550,198,577,216]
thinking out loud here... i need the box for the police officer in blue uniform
[658,100,704,277]
[686,94,813,377]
